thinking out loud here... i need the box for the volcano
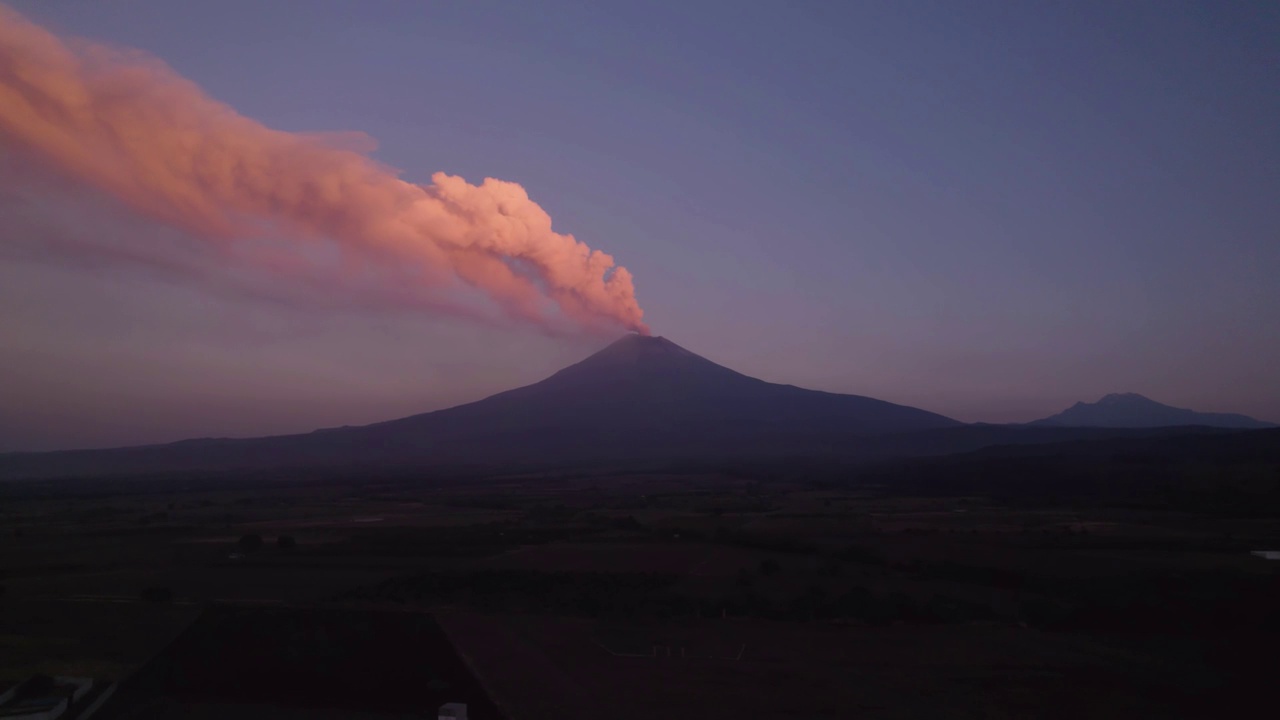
[0,335,961,478]
[350,334,960,452]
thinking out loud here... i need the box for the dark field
[2,452,1279,718]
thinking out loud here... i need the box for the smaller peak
[1098,392,1151,404]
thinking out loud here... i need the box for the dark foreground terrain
[2,431,1279,718]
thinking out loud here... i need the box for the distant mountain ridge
[1030,393,1274,429]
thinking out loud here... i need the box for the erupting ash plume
[0,4,648,333]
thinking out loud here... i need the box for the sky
[1,0,1277,451]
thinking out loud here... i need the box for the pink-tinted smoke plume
[0,4,648,333]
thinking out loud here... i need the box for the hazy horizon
[1,332,1274,454]
[3,1,1277,451]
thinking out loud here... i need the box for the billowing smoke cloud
[0,5,648,333]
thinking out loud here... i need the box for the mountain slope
[0,335,960,478]
[364,335,957,437]
[303,334,962,463]
[1030,393,1274,429]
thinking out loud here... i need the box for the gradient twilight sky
[2,0,1277,451]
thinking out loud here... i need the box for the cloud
[0,3,648,334]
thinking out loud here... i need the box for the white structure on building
[0,676,93,720]
[438,702,468,720]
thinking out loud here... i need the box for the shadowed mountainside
[0,335,961,478]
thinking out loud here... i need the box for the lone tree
[277,535,297,550]
[237,534,264,552]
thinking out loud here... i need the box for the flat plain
[2,462,1278,718]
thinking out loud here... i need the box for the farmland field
[2,461,1278,718]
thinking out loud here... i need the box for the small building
[439,702,468,720]
[90,605,501,718]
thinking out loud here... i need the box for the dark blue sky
[1,0,1277,450]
